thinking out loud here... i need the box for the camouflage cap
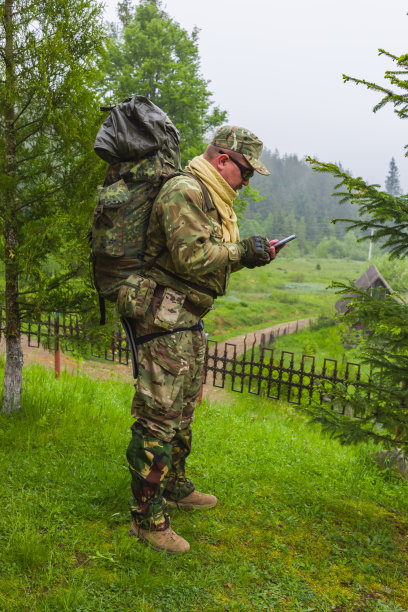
[211,125,270,176]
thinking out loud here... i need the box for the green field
[204,257,366,341]
[261,318,365,371]
[1,362,407,611]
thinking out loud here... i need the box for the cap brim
[243,154,270,176]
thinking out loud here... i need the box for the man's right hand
[237,235,271,268]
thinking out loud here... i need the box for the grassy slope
[257,321,366,371]
[204,258,366,341]
[0,363,407,611]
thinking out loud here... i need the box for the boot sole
[165,499,217,509]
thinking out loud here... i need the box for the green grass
[204,257,366,341]
[264,319,364,368]
[1,363,408,611]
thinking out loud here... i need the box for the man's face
[218,150,254,191]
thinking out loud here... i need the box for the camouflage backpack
[90,96,182,322]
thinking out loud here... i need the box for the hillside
[240,150,367,260]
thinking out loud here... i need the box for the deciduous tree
[104,0,226,164]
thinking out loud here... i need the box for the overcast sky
[103,0,408,190]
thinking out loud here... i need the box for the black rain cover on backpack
[94,95,180,167]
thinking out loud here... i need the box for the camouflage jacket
[145,173,242,310]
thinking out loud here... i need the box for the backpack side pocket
[116,274,157,319]
[153,287,186,331]
[92,179,130,257]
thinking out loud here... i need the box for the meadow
[1,361,407,611]
[257,318,364,373]
[203,257,366,341]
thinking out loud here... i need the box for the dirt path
[0,336,132,382]
[0,317,314,402]
[208,317,314,358]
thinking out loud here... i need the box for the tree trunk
[3,220,23,414]
[2,0,23,414]
[3,344,23,413]
[3,342,23,413]
[2,327,23,415]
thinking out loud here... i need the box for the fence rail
[0,308,132,367]
[204,340,367,407]
[0,307,369,406]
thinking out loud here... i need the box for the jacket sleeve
[154,177,241,275]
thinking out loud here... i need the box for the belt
[153,285,212,319]
[183,298,212,319]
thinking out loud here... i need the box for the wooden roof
[335,264,393,314]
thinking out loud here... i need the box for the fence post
[54,313,60,379]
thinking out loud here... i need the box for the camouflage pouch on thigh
[116,274,157,319]
[154,287,186,331]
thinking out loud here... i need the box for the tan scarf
[186,155,240,242]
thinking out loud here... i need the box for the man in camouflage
[127,125,277,553]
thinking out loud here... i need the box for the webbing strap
[186,173,214,213]
[134,320,204,347]
[152,263,218,300]
[120,316,204,379]
[99,296,106,326]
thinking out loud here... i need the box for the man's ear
[215,153,228,172]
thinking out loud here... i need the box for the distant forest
[241,149,368,260]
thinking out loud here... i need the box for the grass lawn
[1,362,407,611]
[259,319,367,372]
[204,257,367,341]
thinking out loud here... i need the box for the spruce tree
[306,50,408,454]
[385,157,402,196]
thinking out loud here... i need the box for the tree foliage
[305,50,408,453]
[103,0,226,164]
[0,0,106,412]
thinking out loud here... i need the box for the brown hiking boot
[129,520,190,554]
[165,490,217,509]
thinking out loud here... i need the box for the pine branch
[378,49,400,61]
[13,98,37,127]
[306,157,408,257]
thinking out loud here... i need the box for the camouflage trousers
[126,305,206,531]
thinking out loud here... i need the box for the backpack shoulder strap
[187,174,214,213]
[164,170,214,213]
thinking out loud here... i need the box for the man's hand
[269,239,284,260]
[237,235,271,268]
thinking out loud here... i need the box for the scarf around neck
[186,155,240,243]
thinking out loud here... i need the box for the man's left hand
[269,239,284,260]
